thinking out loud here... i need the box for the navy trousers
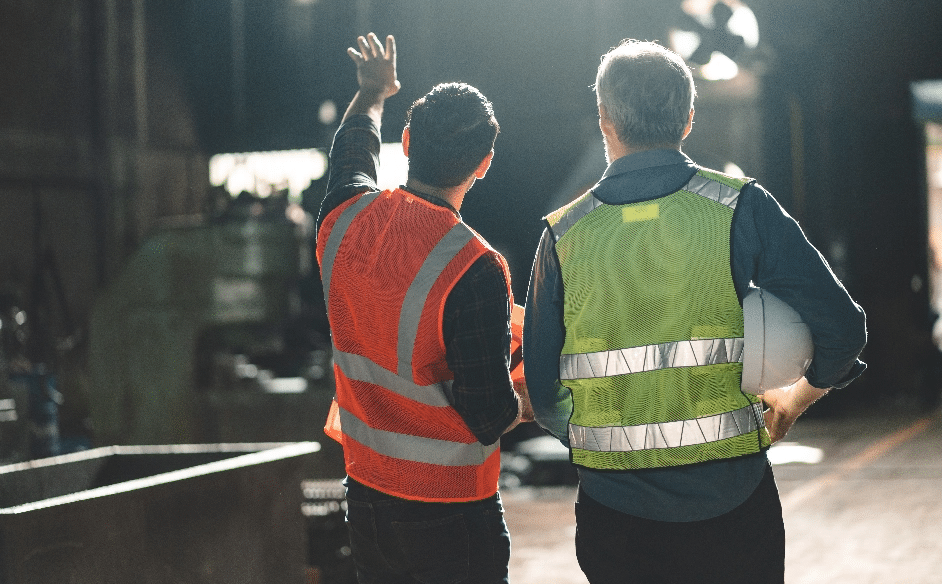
[575,464,786,584]
[344,478,511,584]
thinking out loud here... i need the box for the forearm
[318,116,382,233]
[341,88,388,126]
[762,377,831,443]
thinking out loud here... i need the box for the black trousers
[575,465,785,584]
[344,478,511,584]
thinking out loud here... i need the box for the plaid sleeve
[316,115,382,233]
[442,253,519,446]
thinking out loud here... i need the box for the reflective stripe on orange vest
[332,349,452,407]
[319,191,380,311]
[338,405,499,465]
[397,223,476,377]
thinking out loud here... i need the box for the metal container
[0,442,319,583]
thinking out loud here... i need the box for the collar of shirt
[400,186,462,221]
[592,148,698,205]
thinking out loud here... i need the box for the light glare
[209,149,328,201]
[377,143,409,191]
[767,442,824,465]
[699,51,739,81]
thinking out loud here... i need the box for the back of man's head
[406,83,499,188]
[595,40,696,150]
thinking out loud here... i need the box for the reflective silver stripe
[559,337,744,380]
[321,192,472,407]
[333,349,452,408]
[684,174,741,210]
[339,406,498,466]
[569,402,764,451]
[398,224,475,377]
[549,193,603,242]
[320,191,381,308]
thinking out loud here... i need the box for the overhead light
[700,51,739,81]
[671,0,760,80]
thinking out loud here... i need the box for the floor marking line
[780,413,938,512]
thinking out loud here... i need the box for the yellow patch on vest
[622,203,659,223]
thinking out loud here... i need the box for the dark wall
[0,0,100,347]
[5,0,942,413]
[151,0,682,291]
[756,0,942,405]
[147,0,358,154]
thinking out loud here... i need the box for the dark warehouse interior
[2,0,942,581]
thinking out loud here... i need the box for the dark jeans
[575,464,785,584]
[344,478,511,584]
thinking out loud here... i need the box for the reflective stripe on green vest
[547,168,770,471]
[559,337,745,380]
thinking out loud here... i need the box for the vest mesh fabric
[317,188,510,501]
[551,171,769,470]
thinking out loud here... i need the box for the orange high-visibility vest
[317,188,514,502]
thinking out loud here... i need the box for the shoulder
[449,252,510,306]
[732,180,796,227]
[463,250,510,288]
[316,186,379,240]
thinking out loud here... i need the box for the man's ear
[474,150,494,179]
[402,126,410,157]
[682,109,694,140]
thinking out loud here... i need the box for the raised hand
[347,33,400,99]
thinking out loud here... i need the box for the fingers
[359,34,375,58]
[385,34,396,64]
[349,33,395,62]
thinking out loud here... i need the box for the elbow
[826,301,868,356]
[848,305,868,354]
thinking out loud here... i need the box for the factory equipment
[87,193,342,477]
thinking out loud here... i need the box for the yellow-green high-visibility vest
[546,168,771,470]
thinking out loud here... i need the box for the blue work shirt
[524,148,867,521]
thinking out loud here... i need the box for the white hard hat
[741,287,814,394]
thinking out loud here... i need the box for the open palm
[347,33,400,99]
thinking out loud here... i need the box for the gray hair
[595,40,696,149]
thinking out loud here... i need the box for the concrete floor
[501,406,942,584]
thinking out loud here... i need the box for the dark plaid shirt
[317,115,518,446]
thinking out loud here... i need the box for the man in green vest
[523,39,867,583]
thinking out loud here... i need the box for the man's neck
[405,177,474,211]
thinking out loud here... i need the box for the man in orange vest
[316,33,532,583]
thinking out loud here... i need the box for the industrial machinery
[86,193,343,478]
